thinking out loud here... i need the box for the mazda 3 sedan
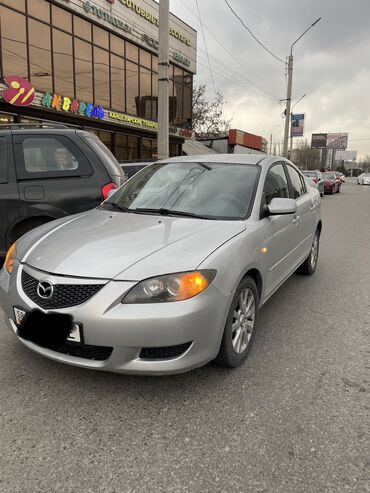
[0,155,322,375]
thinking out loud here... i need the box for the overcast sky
[170,0,370,158]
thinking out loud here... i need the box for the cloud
[172,0,370,157]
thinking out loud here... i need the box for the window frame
[260,161,290,218]
[13,134,93,180]
[285,164,307,200]
[0,136,8,184]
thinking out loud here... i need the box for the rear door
[13,133,105,222]
[0,132,20,254]
[285,164,315,264]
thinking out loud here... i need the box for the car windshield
[103,161,259,219]
[323,173,335,179]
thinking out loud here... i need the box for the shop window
[142,139,152,159]
[96,131,112,152]
[75,39,93,103]
[0,7,28,78]
[74,16,92,42]
[126,43,139,63]
[110,34,124,57]
[138,67,152,119]
[53,30,74,97]
[22,138,79,173]
[111,55,125,112]
[126,61,139,116]
[0,113,15,124]
[94,47,110,108]
[128,136,139,160]
[28,0,50,23]
[93,25,109,50]
[140,49,151,69]
[28,19,52,93]
[52,5,72,32]
[116,134,128,161]
[152,56,158,73]
[1,0,25,11]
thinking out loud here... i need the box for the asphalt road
[0,179,369,493]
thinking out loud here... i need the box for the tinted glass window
[263,164,289,206]
[28,19,52,93]
[123,165,146,179]
[0,7,28,77]
[287,165,306,199]
[53,29,74,96]
[106,162,259,219]
[0,138,7,183]
[22,138,79,173]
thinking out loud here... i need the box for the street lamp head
[311,17,322,27]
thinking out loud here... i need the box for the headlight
[4,243,16,274]
[122,270,216,303]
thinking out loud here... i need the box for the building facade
[0,0,197,159]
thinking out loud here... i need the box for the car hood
[20,209,245,279]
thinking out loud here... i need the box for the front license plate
[13,307,83,344]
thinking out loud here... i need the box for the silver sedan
[0,155,321,374]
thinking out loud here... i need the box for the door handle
[292,214,300,224]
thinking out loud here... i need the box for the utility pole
[158,0,169,159]
[282,18,321,158]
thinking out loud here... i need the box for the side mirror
[268,198,297,215]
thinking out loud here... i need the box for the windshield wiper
[133,207,211,219]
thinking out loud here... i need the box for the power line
[177,0,281,100]
[194,0,217,96]
[223,0,286,64]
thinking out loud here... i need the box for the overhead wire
[222,0,286,64]
[194,0,217,96]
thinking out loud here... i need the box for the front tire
[216,276,259,368]
[297,229,320,276]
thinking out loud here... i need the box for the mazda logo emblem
[37,280,54,299]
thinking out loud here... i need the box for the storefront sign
[83,1,131,33]
[2,76,35,107]
[108,0,191,46]
[109,111,157,129]
[173,52,191,67]
[142,33,159,51]
[41,92,105,120]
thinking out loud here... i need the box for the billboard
[326,133,348,150]
[291,113,304,137]
[311,133,327,149]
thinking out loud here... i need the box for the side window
[286,165,306,199]
[22,138,79,173]
[262,163,289,206]
[0,137,7,184]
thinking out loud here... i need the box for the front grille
[22,270,104,309]
[139,342,192,360]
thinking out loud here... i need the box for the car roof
[156,153,275,167]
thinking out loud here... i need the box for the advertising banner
[326,133,348,150]
[311,133,327,149]
[291,114,304,137]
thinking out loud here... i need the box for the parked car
[323,172,341,194]
[119,161,153,181]
[301,170,325,197]
[334,171,345,183]
[357,173,370,185]
[0,154,321,375]
[0,124,125,257]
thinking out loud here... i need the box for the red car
[323,172,341,194]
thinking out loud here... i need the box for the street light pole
[158,0,170,159]
[282,18,321,158]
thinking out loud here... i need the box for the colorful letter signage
[41,92,105,120]
[2,76,35,107]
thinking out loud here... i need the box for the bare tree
[291,140,321,169]
[192,85,231,139]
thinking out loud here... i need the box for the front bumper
[0,263,230,374]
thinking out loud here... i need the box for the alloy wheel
[231,288,256,354]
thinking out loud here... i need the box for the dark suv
[0,125,124,256]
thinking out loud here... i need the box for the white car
[357,173,370,185]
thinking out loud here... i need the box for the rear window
[302,172,316,177]
[0,137,7,183]
[23,138,78,173]
[85,135,122,177]
[122,165,147,179]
